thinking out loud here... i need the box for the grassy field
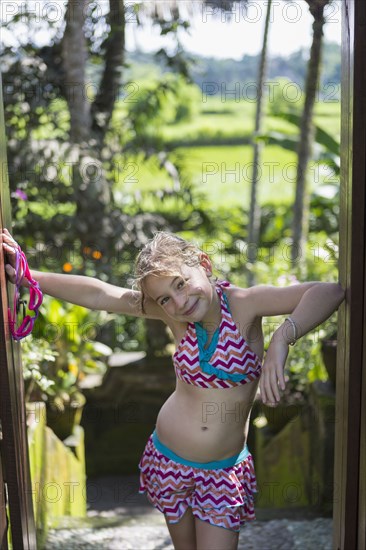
[161,97,340,144]
[114,95,340,209]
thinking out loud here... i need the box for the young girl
[2,228,344,550]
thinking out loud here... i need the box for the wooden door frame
[0,72,37,549]
[1,2,366,548]
[333,0,366,548]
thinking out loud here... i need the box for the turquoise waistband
[152,430,249,470]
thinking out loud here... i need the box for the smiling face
[144,255,220,324]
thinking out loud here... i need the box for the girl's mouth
[183,300,199,316]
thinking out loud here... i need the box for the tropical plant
[28,296,113,411]
[22,336,58,403]
[2,0,199,261]
[2,0,209,358]
[248,234,339,402]
[257,110,340,182]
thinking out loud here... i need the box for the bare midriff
[155,377,260,462]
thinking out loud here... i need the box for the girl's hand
[260,337,289,406]
[2,228,21,284]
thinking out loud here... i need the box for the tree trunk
[61,0,91,143]
[291,0,329,267]
[91,0,126,140]
[60,0,128,246]
[247,0,272,273]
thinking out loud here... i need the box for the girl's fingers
[2,230,18,247]
[259,379,266,404]
[3,242,16,251]
[2,232,20,285]
[277,365,286,391]
[261,369,276,406]
[3,244,17,267]
[5,264,16,283]
[3,241,18,281]
[3,229,15,241]
[270,368,281,402]
[261,364,285,406]
[259,376,269,405]
[3,241,18,253]
[264,375,275,405]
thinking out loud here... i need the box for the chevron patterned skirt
[138,430,257,532]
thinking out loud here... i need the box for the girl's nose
[174,293,188,311]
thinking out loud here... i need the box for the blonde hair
[132,231,206,313]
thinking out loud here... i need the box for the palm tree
[291,0,331,267]
[58,0,125,247]
[42,0,199,247]
[62,0,125,143]
[247,0,273,274]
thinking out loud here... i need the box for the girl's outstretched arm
[249,281,345,405]
[2,229,163,319]
[28,270,143,315]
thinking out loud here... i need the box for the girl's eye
[160,279,188,306]
[177,278,188,289]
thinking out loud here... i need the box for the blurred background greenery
[2,0,340,412]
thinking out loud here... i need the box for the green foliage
[171,78,201,122]
[267,78,304,116]
[125,43,339,96]
[250,238,339,401]
[274,111,339,165]
[309,194,339,236]
[3,11,340,406]
[258,109,340,181]
[121,44,340,97]
[124,74,201,150]
[24,297,113,408]
[22,337,58,401]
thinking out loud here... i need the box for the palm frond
[133,0,203,21]
[133,0,243,21]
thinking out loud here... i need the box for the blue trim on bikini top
[152,430,249,469]
[194,288,249,382]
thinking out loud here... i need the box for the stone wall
[254,381,336,514]
[81,354,176,476]
[27,402,87,548]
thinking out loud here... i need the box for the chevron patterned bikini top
[173,280,262,389]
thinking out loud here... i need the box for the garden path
[45,475,333,549]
